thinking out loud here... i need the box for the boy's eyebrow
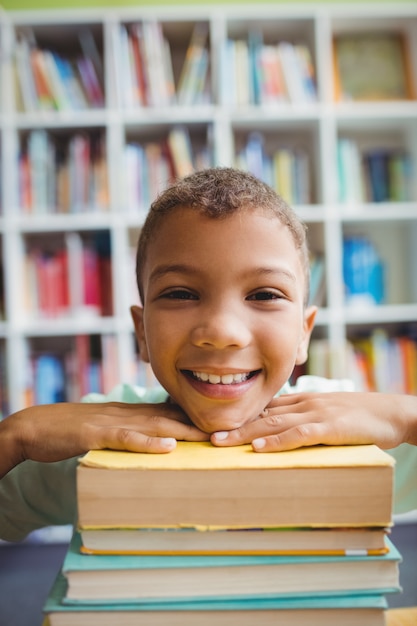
[149,264,200,282]
[253,266,297,282]
[149,264,298,283]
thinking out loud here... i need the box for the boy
[0,167,416,541]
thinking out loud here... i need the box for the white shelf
[1,3,417,414]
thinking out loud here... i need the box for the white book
[119,24,136,108]
[294,44,317,103]
[277,41,307,104]
[234,39,251,106]
[220,38,235,106]
[142,20,172,107]
[28,130,50,213]
[65,231,85,314]
[15,37,38,111]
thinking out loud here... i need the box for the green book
[60,532,401,604]
[44,572,390,626]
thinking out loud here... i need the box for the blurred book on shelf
[337,138,413,204]
[308,331,417,394]
[23,333,119,406]
[177,22,210,106]
[19,130,109,214]
[343,235,385,307]
[114,20,175,108]
[124,127,211,212]
[24,231,112,319]
[308,252,326,307]
[333,32,415,102]
[348,329,417,394]
[221,35,317,106]
[14,30,104,112]
[235,131,311,205]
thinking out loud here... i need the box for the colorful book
[44,572,389,626]
[60,532,401,603]
[177,22,209,106]
[79,525,389,557]
[76,56,104,108]
[30,47,56,110]
[167,127,194,178]
[76,442,395,529]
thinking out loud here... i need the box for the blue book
[245,132,266,181]
[61,532,401,604]
[365,151,390,202]
[34,354,65,404]
[44,572,389,625]
[343,235,385,306]
[248,29,263,105]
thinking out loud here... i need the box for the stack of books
[43,442,402,625]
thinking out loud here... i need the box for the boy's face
[132,207,316,433]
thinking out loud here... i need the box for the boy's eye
[247,290,282,301]
[161,289,198,300]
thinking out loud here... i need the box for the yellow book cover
[79,441,394,471]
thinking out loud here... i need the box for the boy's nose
[190,306,252,350]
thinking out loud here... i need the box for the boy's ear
[295,305,318,365]
[130,305,150,363]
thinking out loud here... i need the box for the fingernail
[160,437,176,449]
[213,431,228,441]
[252,438,266,450]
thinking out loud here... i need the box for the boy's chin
[189,410,259,435]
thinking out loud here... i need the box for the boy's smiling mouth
[183,370,261,385]
[181,369,262,402]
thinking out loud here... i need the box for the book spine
[364,151,390,202]
[19,131,108,215]
[14,37,38,112]
[258,45,287,105]
[34,354,66,404]
[177,23,209,106]
[167,127,194,178]
[43,50,72,111]
[343,235,385,306]
[348,330,417,393]
[76,57,104,108]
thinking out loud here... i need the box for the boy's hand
[0,402,209,478]
[211,392,417,452]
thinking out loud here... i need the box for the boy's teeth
[193,372,248,384]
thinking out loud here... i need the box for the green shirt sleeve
[388,443,417,515]
[0,457,78,542]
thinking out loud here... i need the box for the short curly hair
[136,167,310,305]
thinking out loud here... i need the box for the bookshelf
[0,3,417,416]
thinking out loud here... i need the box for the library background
[0,0,416,625]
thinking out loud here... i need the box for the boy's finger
[251,422,348,452]
[87,419,209,452]
[90,427,178,454]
